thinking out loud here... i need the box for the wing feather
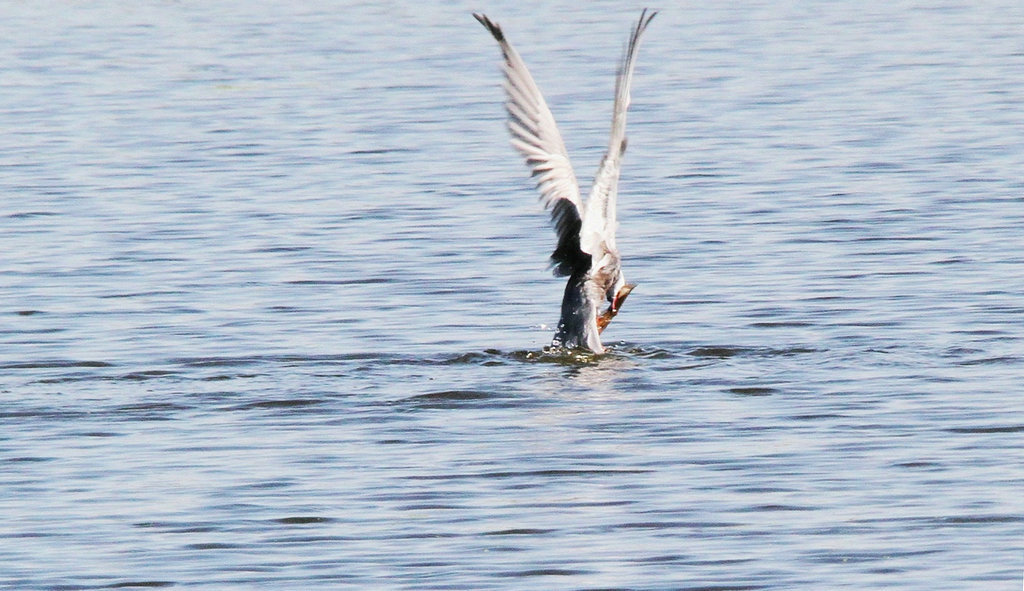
[579,9,657,256]
[475,13,589,276]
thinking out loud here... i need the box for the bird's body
[475,10,655,353]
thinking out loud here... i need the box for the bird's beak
[597,283,637,334]
[611,283,636,313]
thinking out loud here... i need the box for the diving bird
[475,9,655,353]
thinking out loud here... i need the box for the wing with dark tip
[474,13,589,276]
[580,9,657,257]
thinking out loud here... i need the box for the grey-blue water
[2,2,1022,589]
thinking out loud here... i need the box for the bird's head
[597,283,637,333]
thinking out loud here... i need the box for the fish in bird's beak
[597,283,637,333]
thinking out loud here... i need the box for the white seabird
[475,9,655,353]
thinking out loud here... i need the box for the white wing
[579,9,657,257]
[475,14,590,276]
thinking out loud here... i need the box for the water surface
[1,2,1022,589]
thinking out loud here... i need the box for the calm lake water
[2,1,1022,589]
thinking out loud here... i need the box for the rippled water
[2,2,1022,589]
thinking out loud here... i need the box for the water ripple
[1,2,1021,590]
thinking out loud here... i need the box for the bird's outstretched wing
[475,13,589,277]
[579,9,657,257]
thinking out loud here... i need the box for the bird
[474,9,655,354]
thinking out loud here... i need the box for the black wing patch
[549,199,590,277]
